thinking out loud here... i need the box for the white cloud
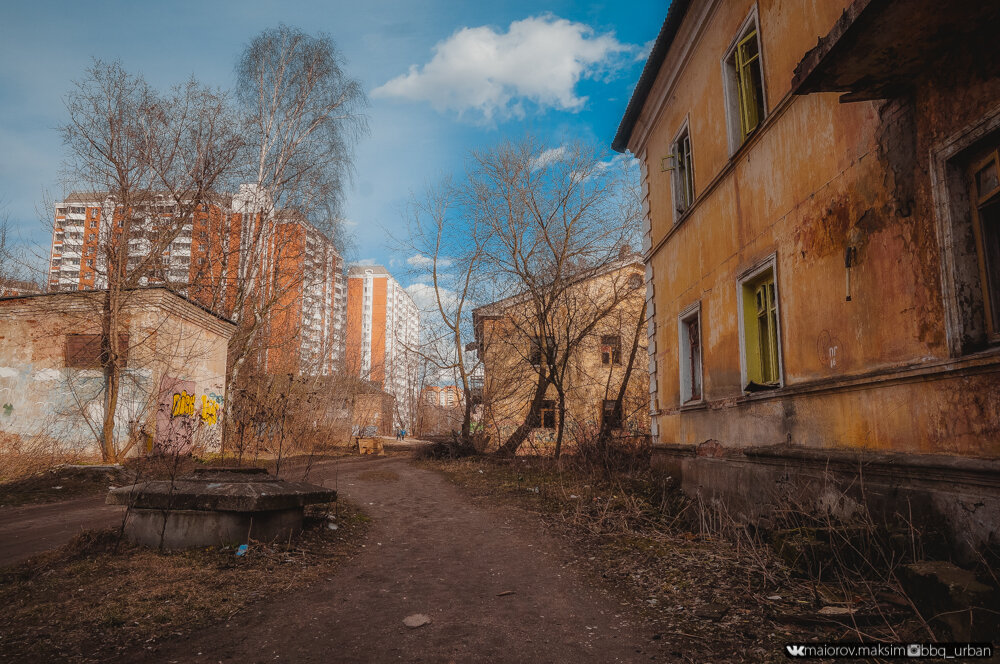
[531,145,568,171]
[407,254,452,269]
[406,282,458,312]
[372,14,634,121]
[636,39,655,62]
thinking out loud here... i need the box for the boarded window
[65,334,129,369]
[600,334,621,365]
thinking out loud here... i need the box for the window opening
[969,149,1000,338]
[741,267,780,389]
[600,334,622,365]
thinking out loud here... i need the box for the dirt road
[131,456,669,663]
[0,496,124,566]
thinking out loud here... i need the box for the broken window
[600,334,621,366]
[740,265,781,390]
[678,305,703,403]
[65,334,129,369]
[540,400,556,429]
[724,19,766,147]
[528,399,557,429]
[672,126,695,216]
[969,149,1000,339]
[602,399,622,430]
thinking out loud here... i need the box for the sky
[0,0,664,304]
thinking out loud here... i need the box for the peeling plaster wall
[633,0,1000,460]
[0,290,233,456]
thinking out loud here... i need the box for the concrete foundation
[107,467,335,549]
[652,443,1000,564]
[125,507,304,549]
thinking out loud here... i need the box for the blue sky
[0,0,664,295]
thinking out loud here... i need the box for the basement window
[738,259,782,391]
[678,303,703,404]
[724,13,767,149]
[600,334,621,366]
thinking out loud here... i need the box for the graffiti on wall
[200,395,219,425]
[171,391,196,418]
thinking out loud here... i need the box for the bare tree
[222,25,367,450]
[59,61,241,462]
[468,138,642,456]
[396,178,492,442]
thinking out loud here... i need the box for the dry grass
[0,502,369,663]
[426,455,926,662]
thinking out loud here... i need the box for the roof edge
[612,0,693,153]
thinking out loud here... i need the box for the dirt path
[131,456,669,663]
[0,496,124,566]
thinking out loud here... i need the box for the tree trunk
[598,300,647,446]
[498,370,549,456]
[100,288,122,462]
[553,389,566,459]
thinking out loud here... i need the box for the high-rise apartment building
[47,190,346,376]
[345,265,419,428]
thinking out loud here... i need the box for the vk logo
[786,645,806,657]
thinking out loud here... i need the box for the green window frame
[734,29,765,142]
[741,268,780,387]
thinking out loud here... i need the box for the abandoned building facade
[615,0,1000,558]
[473,257,650,452]
[0,288,234,457]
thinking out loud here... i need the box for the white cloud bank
[372,15,634,121]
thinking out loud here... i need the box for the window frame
[530,399,557,430]
[670,117,696,222]
[528,335,555,367]
[601,399,623,430]
[599,334,622,366]
[721,7,768,154]
[968,148,1000,340]
[677,301,703,405]
[736,255,784,391]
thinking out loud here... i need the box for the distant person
[401,429,407,440]
[395,429,402,441]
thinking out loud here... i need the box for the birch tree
[223,25,366,449]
